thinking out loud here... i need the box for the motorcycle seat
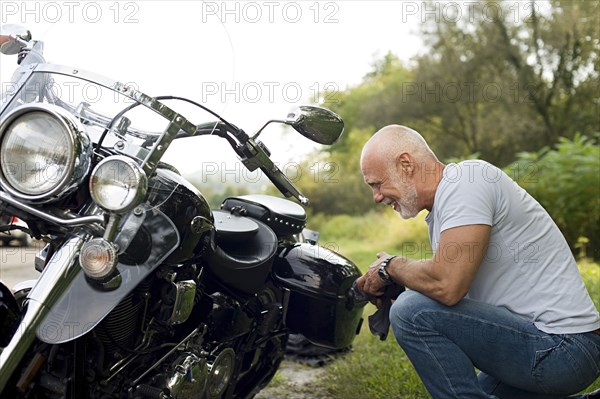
[221,195,306,237]
[208,210,278,294]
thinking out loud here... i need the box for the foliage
[411,0,600,165]
[301,0,599,217]
[308,209,430,261]
[294,54,416,214]
[293,128,375,215]
[506,134,600,259]
[323,52,415,145]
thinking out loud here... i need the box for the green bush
[307,209,431,266]
[505,134,600,259]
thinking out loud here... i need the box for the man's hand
[356,252,405,307]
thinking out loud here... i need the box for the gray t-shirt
[425,160,599,334]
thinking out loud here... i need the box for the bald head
[361,125,437,172]
[361,125,444,214]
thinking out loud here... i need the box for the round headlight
[90,155,147,213]
[0,104,91,201]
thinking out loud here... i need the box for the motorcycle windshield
[36,208,179,344]
[1,63,200,170]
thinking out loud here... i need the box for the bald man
[356,125,600,398]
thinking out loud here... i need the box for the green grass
[306,212,600,398]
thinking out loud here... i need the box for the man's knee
[390,290,439,327]
[389,291,439,346]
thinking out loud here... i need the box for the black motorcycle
[0,25,366,398]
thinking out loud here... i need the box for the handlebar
[194,122,309,205]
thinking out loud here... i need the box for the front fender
[0,207,179,392]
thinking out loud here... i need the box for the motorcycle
[0,25,366,399]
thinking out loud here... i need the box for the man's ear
[396,152,414,175]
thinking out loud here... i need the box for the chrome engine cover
[163,353,209,399]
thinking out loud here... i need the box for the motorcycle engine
[139,348,236,399]
[140,352,209,399]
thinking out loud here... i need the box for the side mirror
[0,24,31,55]
[286,106,344,145]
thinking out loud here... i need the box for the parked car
[0,215,31,246]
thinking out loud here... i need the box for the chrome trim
[36,208,180,345]
[0,103,92,202]
[131,327,204,387]
[3,63,197,183]
[0,191,104,227]
[169,280,196,325]
[0,38,44,115]
[19,64,196,175]
[164,352,209,398]
[0,63,36,114]
[0,235,86,392]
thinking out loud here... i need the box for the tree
[302,0,599,216]
[411,0,599,164]
[297,54,419,214]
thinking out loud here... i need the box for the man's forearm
[387,257,467,306]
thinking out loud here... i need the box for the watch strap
[378,256,396,284]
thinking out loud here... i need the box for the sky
[0,1,425,180]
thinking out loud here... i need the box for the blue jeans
[389,291,600,398]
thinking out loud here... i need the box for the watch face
[378,265,391,283]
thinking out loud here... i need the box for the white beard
[391,177,420,219]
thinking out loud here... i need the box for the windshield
[1,60,200,174]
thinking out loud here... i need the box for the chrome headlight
[0,104,92,202]
[90,155,147,213]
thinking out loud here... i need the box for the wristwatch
[378,256,396,285]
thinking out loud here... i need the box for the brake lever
[238,138,309,205]
[199,120,309,205]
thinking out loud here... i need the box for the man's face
[362,154,420,219]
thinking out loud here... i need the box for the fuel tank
[148,167,214,263]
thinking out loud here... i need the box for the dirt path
[255,360,330,399]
